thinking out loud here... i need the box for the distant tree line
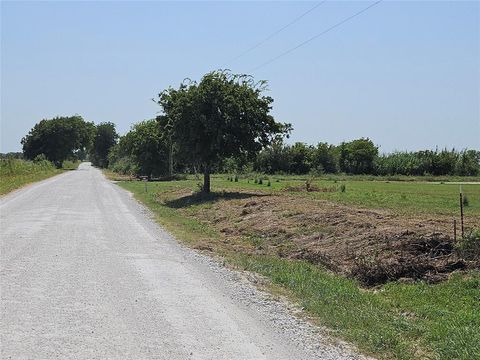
[19,71,480,190]
[251,139,480,176]
[108,127,479,178]
[0,152,24,159]
[20,115,118,168]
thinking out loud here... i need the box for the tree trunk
[203,166,211,193]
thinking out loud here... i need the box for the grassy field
[203,174,480,217]
[111,174,480,217]
[0,158,80,195]
[116,174,479,359]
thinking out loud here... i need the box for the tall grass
[0,158,54,175]
[0,158,63,194]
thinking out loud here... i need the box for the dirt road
[0,163,363,359]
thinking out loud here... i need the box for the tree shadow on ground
[165,191,267,209]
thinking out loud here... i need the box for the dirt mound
[162,189,479,286]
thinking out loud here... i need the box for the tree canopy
[339,138,378,174]
[90,122,118,168]
[22,115,95,167]
[157,70,291,192]
[110,119,169,177]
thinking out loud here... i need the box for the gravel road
[1,163,366,359]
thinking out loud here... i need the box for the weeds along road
[0,163,363,360]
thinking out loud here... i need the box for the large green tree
[157,70,290,192]
[21,115,95,167]
[288,142,313,174]
[312,142,338,173]
[115,119,169,177]
[90,122,118,168]
[254,140,291,174]
[456,150,480,176]
[339,138,378,174]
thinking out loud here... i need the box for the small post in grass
[143,177,148,193]
[453,218,457,242]
[459,186,464,238]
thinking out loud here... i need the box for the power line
[221,1,327,67]
[249,0,383,72]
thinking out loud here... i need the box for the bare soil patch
[156,188,479,286]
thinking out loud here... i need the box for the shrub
[62,160,79,170]
[110,156,138,175]
[33,154,48,163]
[456,229,480,260]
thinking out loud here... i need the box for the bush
[62,160,79,170]
[456,229,480,260]
[110,156,138,175]
[33,154,48,163]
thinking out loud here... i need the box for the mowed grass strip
[209,174,480,217]
[117,174,480,217]
[118,178,479,359]
[0,159,79,195]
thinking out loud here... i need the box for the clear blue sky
[1,1,479,153]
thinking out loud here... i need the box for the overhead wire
[249,0,383,72]
[221,1,327,68]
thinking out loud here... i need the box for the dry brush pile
[156,187,479,286]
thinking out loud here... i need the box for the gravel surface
[1,163,368,359]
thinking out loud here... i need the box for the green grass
[118,177,480,359]
[119,180,218,246]
[122,174,480,217]
[234,256,480,360]
[221,174,479,216]
[305,180,479,217]
[0,158,80,195]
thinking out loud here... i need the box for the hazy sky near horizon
[1,0,479,153]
